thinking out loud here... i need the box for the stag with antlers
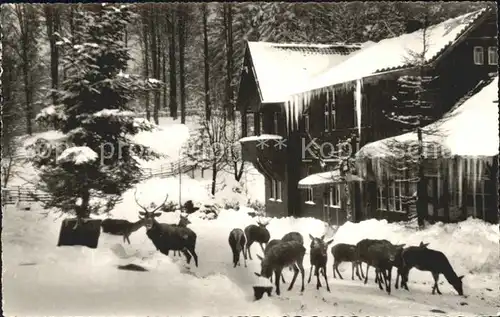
[244,218,271,260]
[134,189,199,267]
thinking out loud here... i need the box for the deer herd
[100,191,465,298]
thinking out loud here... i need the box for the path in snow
[3,205,499,316]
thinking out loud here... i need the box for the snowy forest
[1,2,490,141]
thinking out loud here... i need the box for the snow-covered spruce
[31,4,163,217]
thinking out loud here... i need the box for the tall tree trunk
[178,7,186,124]
[16,5,33,135]
[167,7,178,119]
[202,4,211,121]
[141,7,151,120]
[416,128,428,228]
[150,8,159,124]
[44,4,60,105]
[224,3,234,121]
[162,12,168,111]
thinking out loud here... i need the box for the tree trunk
[44,4,60,105]
[202,4,211,121]
[162,13,168,111]
[150,8,159,124]
[211,163,217,196]
[141,7,151,120]
[224,3,235,122]
[17,5,33,135]
[168,7,178,119]
[416,127,428,228]
[178,7,186,124]
[78,189,91,219]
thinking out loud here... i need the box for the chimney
[406,19,423,33]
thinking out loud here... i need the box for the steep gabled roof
[296,8,491,94]
[245,41,362,103]
[357,75,499,158]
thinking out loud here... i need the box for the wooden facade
[237,9,498,225]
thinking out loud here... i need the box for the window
[324,91,336,132]
[488,46,498,65]
[473,46,484,65]
[324,185,341,208]
[270,179,282,201]
[306,187,314,203]
[303,113,310,133]
[377,181,404,213]
[273,112,279,134]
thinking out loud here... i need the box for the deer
[172,215,192,257]
[134,189,199,267]
[244,218,270,260]
[356,239,393,284]
[331,243,364,280]
[228,228,247,268]
[357,239,405,294]
[307,234,334,292]
[282,232,304,245]
[394,241,429,289]
[254,240,306,296]
[264,239,286,283]
[399,246,464,296]
[100,218,145,244]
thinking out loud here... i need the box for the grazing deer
[394,241,429,289]
[358,240,405,294]
[100,218,145,244]
[172,215,192,257]
[228,228,247,267]
[264,239,286,283]
[331,243,364,280]
[134,190,199,267]
[356,239,392,283]
[399,247,464,295]
[244,218,270,260]
[254,240,306,296]
[307,234,334,291]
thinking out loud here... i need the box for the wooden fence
[2,159,197,206]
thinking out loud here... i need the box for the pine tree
[32,4,162,220]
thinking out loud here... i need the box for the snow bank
[358,76,499,158]
[334,218,500,274]
[57,146,98,165]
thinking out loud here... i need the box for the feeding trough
[253,286,273,301]
[57,217,102,249]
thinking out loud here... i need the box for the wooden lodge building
[236,8,498,225]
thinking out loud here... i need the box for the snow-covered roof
[239,134,283,143]
[298,170,363,188]
[294,9,488,94]
[247,41,362,103]
[357,76,499,158]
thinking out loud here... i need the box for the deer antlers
[134,188,169,214]
[256,217,270,226]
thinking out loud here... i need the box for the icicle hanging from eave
[355,79,363,140]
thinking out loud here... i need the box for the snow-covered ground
[3,115,499,316]
[3,203,499,316]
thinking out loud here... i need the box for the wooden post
[443,167,450,222]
